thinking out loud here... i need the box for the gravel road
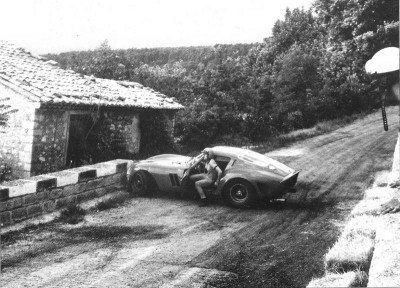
[1,107,398,288]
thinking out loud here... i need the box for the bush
[95,193,130,211]
[57,204,86,224]
[0,162,12,183]
[139,110,175,157]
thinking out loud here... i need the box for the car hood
[137,154,191,168]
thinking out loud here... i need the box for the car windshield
[185,153,204,166]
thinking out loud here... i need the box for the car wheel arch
[130,169,159,195]
[222,177,261,198]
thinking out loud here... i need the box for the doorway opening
[66,114,94,168]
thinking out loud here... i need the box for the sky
[0,0,314,55]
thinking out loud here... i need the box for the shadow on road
[1,223,170,270]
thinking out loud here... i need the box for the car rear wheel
[130,170,155,196]
[223,179,256,208]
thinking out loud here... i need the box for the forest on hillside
[46,0,399,151]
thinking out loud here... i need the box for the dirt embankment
[1,107,398,288]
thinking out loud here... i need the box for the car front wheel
[130,170,154,196]
[223,179,256,208]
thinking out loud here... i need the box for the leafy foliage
[0,162,12,183]
[139,110,175,157]
[45,0,399,151]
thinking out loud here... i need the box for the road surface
[1,107,398,288]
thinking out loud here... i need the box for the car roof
[211,146,255,159]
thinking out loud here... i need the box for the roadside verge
[307,171,400,287]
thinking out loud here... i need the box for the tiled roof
[0,40,183,110]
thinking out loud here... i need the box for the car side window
[214,156,231,171]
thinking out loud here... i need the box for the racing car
[129,146,300,207]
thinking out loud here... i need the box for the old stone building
[0,40,182,178]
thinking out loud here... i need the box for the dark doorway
[66,114,94,168]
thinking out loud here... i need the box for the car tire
[130,170,155,196]
[223,179,256,208]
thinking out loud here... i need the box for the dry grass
[325,232,374,273]
[241,112,367,153]
[363,187,397,201]
[307,271,368,288]
[343,215,377,239]
[372,171,390,188]
[94,192,130,211]
[57,204,86,224]
[351,185,399,217]
[350,199,385,216]
[368,213,400,287]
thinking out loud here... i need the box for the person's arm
[214,166,222,186]
[210,159,222,186]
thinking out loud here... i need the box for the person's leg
[189,174,207,198]
[189,174,207,183]
[189,174,212,206]
[195,178,213,207]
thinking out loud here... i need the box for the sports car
[128,146,300,208]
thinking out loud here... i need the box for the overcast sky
[0,0,314,55]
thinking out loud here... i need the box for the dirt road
[1,107,398,288]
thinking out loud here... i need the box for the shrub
[0,162,12,183]
[139,110,175,157]
[57,204,86,224]
[95,193,130,211]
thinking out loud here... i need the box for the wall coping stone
[67,166,97,182]
[86,162,117,177]
[0,159,132,201]
[0,179,37,198]
[46,170,79,187]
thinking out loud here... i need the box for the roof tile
[0,40,183,110]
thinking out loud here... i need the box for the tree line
[46,0,399,150]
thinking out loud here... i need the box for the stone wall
[0,98,142,177]
[98,110,141,155]
[0,159,131,226]
[30,109,141,176]
[31,109,69,175]
[0,82,38,178]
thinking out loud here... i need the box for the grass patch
[325,233,374,273]
[57,204,86,224]
[95,193,130,211]
[324,216,377,273]
[343,215,377,240]
[307,271,368,288]
[368,213,400,287]
[244,113,366,154]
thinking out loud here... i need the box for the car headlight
[268,164,277,171]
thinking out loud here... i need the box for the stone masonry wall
[30,109,141,176]
[0,83,37,178]
[31,109,69,176]
[99,110,141,155]
[0,159,131,226]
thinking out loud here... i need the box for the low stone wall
[0,159,131,226]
